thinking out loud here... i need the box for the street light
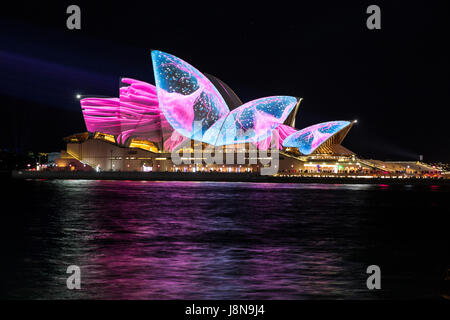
[76,94,82,99]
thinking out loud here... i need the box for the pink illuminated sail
[202,96,299,146]
[151,50,230,142]
[82,78,179,149]
[81,97,122,136]
[282,121,352,155]
[254,124,298,150]
[117,78,164,144]
[80,52,305,153]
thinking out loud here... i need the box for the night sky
[1,1,448,161]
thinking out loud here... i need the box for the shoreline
[8,170,450,185]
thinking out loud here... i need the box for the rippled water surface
[1,179,449,299]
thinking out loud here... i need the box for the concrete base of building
[11,170,450,185]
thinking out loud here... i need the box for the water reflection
[1,180,449,299]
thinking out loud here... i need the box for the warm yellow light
[93,132,116,144]
[129,139,159,153]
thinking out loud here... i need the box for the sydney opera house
[55,51,439,177]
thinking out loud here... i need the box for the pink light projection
[117,78,163,144]
[202,96,299,146]
[81,78,186,150]
[81,88,295,151]
[151,50,230,141]
[282,121,351,155]
[152,51,300,147]
[163,130,188,152]
[254,124,298,150]
[80,52,306,153]
[81,97,122,136]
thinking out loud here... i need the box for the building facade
[53,50,444,178]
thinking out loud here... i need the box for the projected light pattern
[80,52,307,152]
[164,131,188,152]
[81,78,188,151]
[203,96,298,146]
[254,124,297,150]
[81,97,122,136]
[82,79,162,145]
[282,121,351,155]
[117,78,164,144]
[151,50,229,141]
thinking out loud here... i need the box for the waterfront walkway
[10,170,449,185]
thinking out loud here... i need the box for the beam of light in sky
[0,50,116,109]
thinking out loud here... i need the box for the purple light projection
[282,121,352,155]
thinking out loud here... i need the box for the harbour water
[1,179,448,299]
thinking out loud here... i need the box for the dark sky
[1,1,448,161]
